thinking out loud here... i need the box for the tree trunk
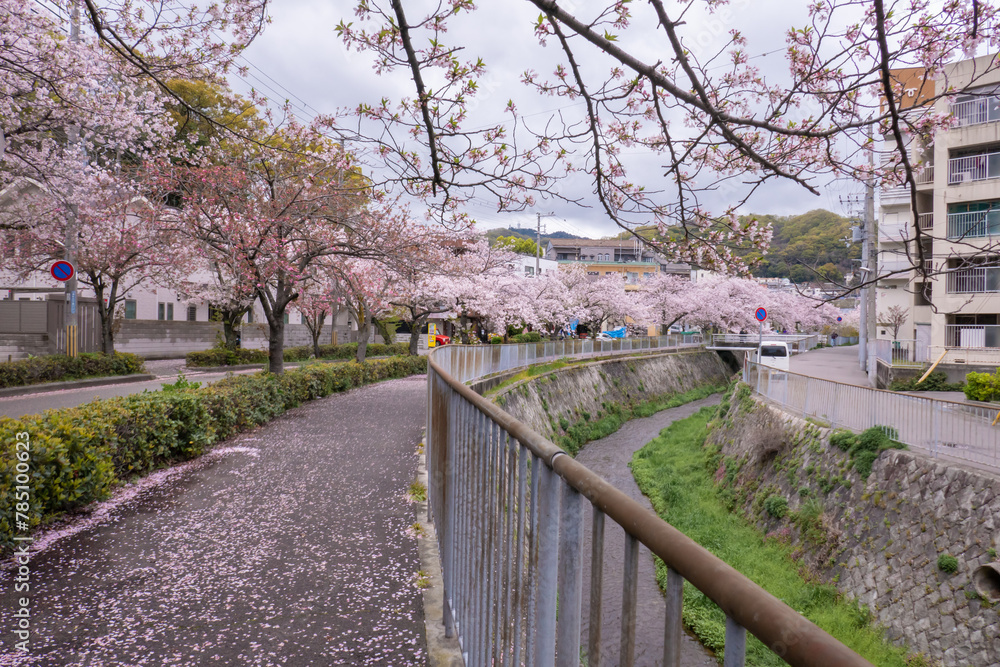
[355,311,372,364]
[373,318,395,345]
[267,316,285,374]
[409,313,429,355]
[222,313,241,349]
[100,316,115,355]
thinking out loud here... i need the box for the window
[283,312,289,324]
[158,303,174,321]
[524,266,535,276]
[760,345,788,357]
[246,310,253,324]
[124,300,137,320]
[187,305,197,321]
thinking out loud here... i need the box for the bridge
[704,332,821,352]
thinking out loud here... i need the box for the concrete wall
[707,393,1000,666]
[492,350,731,442]
[0,333,51,362]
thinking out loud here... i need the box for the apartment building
[544,238,690,286]
[877,53,1000,368]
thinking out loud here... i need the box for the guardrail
[708,333,820,352]
[744,361,1000,472]
[426,340,872,666]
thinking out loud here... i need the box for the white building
[876,54,1000,369]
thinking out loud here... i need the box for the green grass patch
[630,407,916,666]
[483,358,576,397]
[553,383,725,455]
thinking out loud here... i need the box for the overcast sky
[228,0,870,238]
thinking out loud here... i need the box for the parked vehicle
[434,334,451,346]
[755,340,790,371]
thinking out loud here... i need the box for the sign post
[51,261,78,356]
[755,307,767,359]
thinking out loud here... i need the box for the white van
[755,340,790,371]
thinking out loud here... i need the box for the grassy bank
[551,383,725,455]
[630,406,921,666]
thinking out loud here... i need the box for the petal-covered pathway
[1,375,429,666]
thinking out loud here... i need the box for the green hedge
[889,371,964,392]
[0,355,427,551]
[0,353,146,389]
[964,369,1000,402]
[185,342,412,367]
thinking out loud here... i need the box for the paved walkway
[788,344,871,386]
[575,396,721,667]
[1,376,429,666]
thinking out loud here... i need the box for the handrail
[426,341,872,666]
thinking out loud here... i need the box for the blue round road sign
[755,307,767,322]
[837,316,843,322]
[51,260,74,281]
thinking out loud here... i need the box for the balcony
[946,324,1000,349]
[950,96,1000,127]
[915,164,934,186]
[918,212,933,230]
[946,267,1000,293]
[948,151,1000,185]
[879,252,912,276]
[947,210,1000,239]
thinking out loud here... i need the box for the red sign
[51,260,74,281]
[755,307,767,322]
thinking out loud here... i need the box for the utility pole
[858,124,877,378]
[65,1,81,357]
[864,132,877,381]
[536,211,555,276]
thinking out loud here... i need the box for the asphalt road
[575,395,721,667]
[0,362,265,419]
[0,375,429,666]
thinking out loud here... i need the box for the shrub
[829,429,858,452]
[0,355,427,552]
[937,554,959,574]
[889,371,964,393]
[511,332,543,343]
[763,494,788,519]
[0,353,146,389]
[964,369,1000,402]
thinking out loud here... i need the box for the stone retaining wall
[493,350,731,442]
[707,389,1000,666]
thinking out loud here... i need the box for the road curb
[414,435,465,666]
[0,374,158,398]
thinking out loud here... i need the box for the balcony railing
[950,95,1000,127]
[917,212,934,230]
[915,164,935,185]
[946,324,1000,348]
[946,267,1000,293]
[947,210,1000,239]
[948,151,1000,184]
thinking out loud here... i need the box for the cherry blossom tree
[148,122,384,374]
[335,0,1000,288]
[1,169,188,353]
[326,258,399,363]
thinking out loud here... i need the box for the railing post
[588,509,605,667]
[724,617,747,667]
[556,481,583,667]
[620,534,640,666]
[533,462,561,666]
[663,567,683,667]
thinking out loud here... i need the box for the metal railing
[707,333,820,352]
[948,151,1000,184]
[744,362,1000,473]
[917,212,934,230]
[915,164,934,185]
[929,344,1000,366]
[945,267,1000,293]
[950,95,1000,127]
[945,324,1000,349]
[426,339,870,666]
[947,209,1000,239]
[873,339,923,366]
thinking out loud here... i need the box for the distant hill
[485,226,584,246]
[748,209,859,283]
